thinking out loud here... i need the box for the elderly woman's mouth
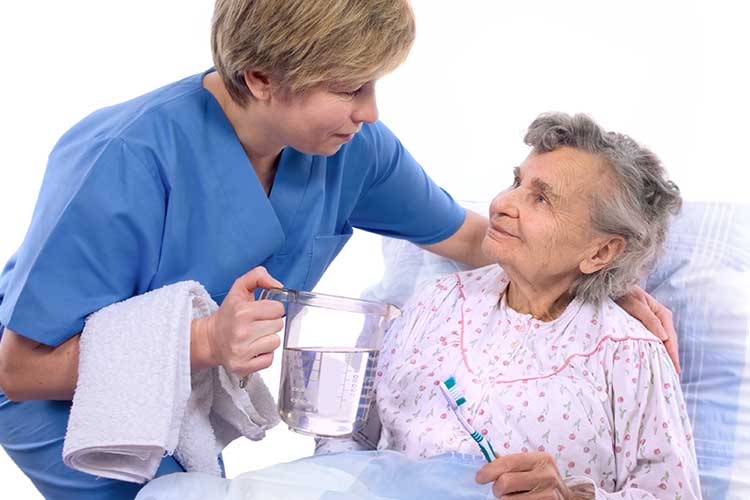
[487,224,520,241]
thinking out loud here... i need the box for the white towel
[62,281,280,483]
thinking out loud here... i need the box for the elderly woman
[327,113,701,499]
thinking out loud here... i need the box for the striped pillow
[644,201,750,500]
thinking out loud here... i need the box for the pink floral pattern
[373,265,701,499]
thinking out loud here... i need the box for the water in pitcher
[279,346,379,437]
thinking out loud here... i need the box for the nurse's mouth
[334,131,357,141]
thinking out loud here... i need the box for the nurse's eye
[338,86,364,99]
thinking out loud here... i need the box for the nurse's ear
[242,70,273,102]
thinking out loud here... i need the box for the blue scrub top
[0,69,464,348]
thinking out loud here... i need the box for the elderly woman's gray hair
[524,112,682,303]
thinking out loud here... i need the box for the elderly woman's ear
[579,235,625,275]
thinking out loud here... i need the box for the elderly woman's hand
[475,452,590,499]
[616,286,681,374]
[193,266,285,377]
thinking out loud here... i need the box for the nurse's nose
[490,189,520,219]
[352,91,379,124]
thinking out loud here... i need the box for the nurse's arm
[0,328,80,401]
[419,209,492,268]
[0,267,283,401]
[0,322,219,402]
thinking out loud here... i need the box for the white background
[1,1,747,497]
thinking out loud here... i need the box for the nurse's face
[272,81,380,156]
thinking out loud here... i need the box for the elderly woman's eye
[512,177,521,188]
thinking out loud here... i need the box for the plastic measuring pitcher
[259,288,400,437]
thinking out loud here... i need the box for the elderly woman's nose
[490,190,519,218]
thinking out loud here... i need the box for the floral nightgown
[353,265,701,499]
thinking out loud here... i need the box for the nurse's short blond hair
[211,0,416,106]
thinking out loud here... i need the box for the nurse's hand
[616,286,680,374]
[192,266,284,377]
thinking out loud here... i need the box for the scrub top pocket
[303,233,352,290]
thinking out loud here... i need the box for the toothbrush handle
[485,439,498,460]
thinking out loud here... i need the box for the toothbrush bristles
[442,377,467,406]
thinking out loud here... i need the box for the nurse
[0,0,678,498]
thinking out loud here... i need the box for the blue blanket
[135,451,494,500]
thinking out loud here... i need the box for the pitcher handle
[239,288,292,388]
[258,287,293,302]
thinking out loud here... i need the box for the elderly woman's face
[481,147,608,286]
